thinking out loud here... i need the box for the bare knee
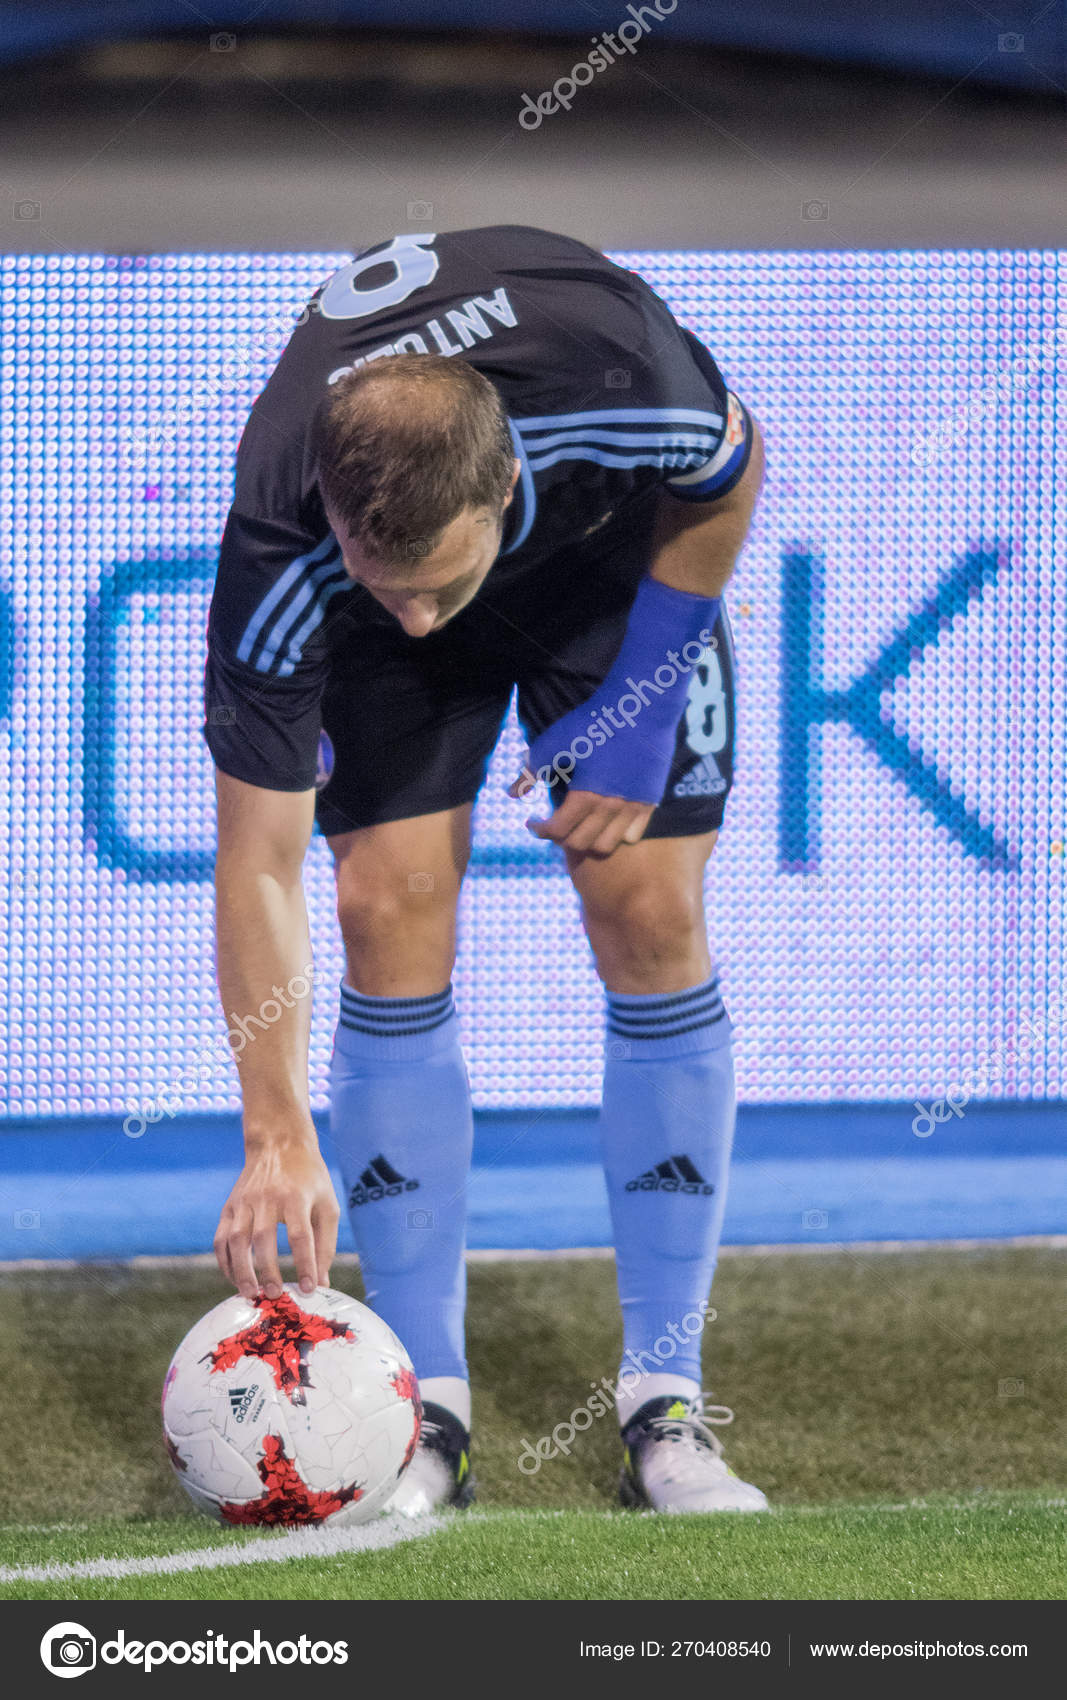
[336,870,459,995]
[330,808,470,996]
[581,879,709,993]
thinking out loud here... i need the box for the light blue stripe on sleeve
[503,419,537,554]
[236,532,339,665]
[276,573,354,676]
[519,427,718,452]
[525,446,713,474]
[257,555,350,673]
[514,406,723,431]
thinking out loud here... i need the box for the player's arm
[648,408,765,599]
[212,770,340,1303]
[205,488,344,1299]
[514,409,764,856]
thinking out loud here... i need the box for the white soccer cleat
[385,1401,475,1519]
[619,1393,769,1513]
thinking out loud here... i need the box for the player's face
[329,462,521,639]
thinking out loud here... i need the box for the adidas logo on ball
[226,1386,262,1424]
[348,1155,421,1208]
[626,1156,714,1195]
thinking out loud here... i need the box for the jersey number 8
[318,234,439,321]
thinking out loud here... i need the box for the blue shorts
[314,502,736,841]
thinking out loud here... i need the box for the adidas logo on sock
[348,1154,421,1208]
[673,756,727,798]
[625,1156,714,1196]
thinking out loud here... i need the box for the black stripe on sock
[338,1008,455,1040]
[607,1007,727,1043]
[367,1154,406,1184]
[673,1155,705,1183]
[607,995,724,1034]
[338,1003,454,1029]
[340,989,452,1011]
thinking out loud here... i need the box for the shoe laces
[417,1415,447,1454]
[644,1393,735,1460]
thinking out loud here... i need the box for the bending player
[206,226,767,1514]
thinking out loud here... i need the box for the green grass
[2,1502,1063,1601]
[0,1247,1064,1599]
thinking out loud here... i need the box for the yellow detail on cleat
[667,1400,689,1419]
[457,1450,469,1483]
[623,1445,632,1475]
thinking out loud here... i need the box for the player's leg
[567,828,766,1512]
[316,611,513,1512]
[566,828,731,1387]
[516,558,766,1510]
[569,828,726,1402]
[327,806,476,1511]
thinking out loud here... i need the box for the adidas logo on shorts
[626,1156,715,1195]
[673,756,727,798]
[348,1154,421,1208]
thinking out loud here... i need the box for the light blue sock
[329,983,472,1381]
[600,975,736,1400]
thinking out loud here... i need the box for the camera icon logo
[40,1622,96,1678]
[605,368,631,389]
[407,872,435,893]
[14,1208,40,1229]
[209,705,236,725]
[802,200,829,221]
[802,1208,828,1230]
[407,201,434,220]
[406,1207,437,1229]
[15,199,41,221]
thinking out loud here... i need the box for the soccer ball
[161,1285,421,1527]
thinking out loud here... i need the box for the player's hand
[509,765,654,854]
[214,1135,339,1304]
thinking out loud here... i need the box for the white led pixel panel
[0,250,1063,1117]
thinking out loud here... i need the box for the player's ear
[503,458,522,505]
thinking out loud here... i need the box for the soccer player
[207,227,767,1515]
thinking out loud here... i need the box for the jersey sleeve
[659,326,754,503]
[203,507,344,792]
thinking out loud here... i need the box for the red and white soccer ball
[162,1285,421,1527]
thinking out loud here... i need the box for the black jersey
[205,225,748,790]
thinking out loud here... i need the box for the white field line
[0,1512,443,1586]
[2,1235,1066,1274]
[3,1498,1063,1586]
